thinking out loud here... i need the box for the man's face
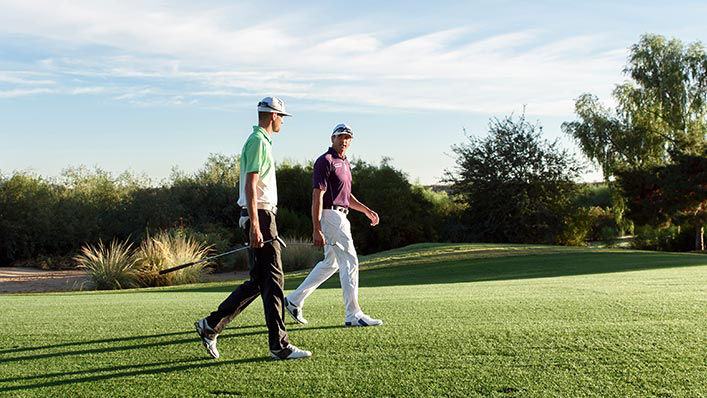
[331,134,352,155]
[273,113,284,132]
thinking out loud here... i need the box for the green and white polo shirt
[237,126,277,208]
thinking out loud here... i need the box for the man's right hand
[313,229,325,247]
[250,225,264,248]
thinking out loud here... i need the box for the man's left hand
[366,209,379,226]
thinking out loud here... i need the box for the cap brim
[258,107,292,117]
[332,132,353,137]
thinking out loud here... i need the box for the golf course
[1,243,705,397]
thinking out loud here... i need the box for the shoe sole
[345,320,383,327]
[269,353,312,360]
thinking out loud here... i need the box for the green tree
[563,34,706,177]
[616,150,706,251]
[445,114,584,244]
[563,34,706,249]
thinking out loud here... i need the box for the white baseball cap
[332,123,354,137]
[257,96,292,116]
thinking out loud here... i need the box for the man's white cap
[332,123,354,137]
[257,96,292,116]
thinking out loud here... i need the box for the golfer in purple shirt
[285,123,383,327]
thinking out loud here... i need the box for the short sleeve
[312,156,330,191]
[243,137,267,174]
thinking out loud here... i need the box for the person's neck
[332,147,346,158]
[258,123,273,136]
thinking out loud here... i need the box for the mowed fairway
[1,244,705,397]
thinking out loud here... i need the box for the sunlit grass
[5,244,705,396]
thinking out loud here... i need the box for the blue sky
[1,1,705,185]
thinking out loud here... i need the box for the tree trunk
[696,225,705,252]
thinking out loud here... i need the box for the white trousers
[287,209,362,320]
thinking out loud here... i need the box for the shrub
[555,207,595,246]
[280,237,323,272]
[631,224,694,252]
[586,207,619,241]
[73,240,140,290]
[136,229,213,286]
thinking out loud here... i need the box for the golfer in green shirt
[194,97,311,360]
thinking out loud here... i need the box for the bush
[73,239,140,290]
[631,224,694,252]
[136,229,213,287]
[555,207,595,246]
[276,207,311,240]
[280,237,323,272]
[599,226,618,246]
[586,207,619,241]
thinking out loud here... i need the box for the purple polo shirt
[312,147,351,208]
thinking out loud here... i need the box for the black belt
[331,205,349,215]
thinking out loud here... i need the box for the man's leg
[287,211,341,307]
[196,224,260,358]
[256,210,290,352]
[332,220,362,321]
[335,216,382,327]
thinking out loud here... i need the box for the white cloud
[70,86,105,95]
[0,88,55,97]
[0,1,628,115]
[0,71,56,85]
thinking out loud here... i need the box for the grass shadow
[0,355,271,393]
[0,324,340,366]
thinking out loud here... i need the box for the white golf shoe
[194,318,220,359]
[270,344,312,360]
[284,297,308,325]
[345,313,383,327]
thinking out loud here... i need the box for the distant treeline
[1,152,694,267]
[0,155,464,266]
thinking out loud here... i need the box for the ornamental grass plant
[280,236,324,272]
[136,230,213,286]
[73,239,140,290]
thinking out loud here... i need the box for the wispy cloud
[0,88,55,97]
[70,86,105,95]
[0,1,628,115]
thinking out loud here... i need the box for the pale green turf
[1,244,705,397]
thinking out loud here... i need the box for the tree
[445,114,584,244]
[616,150,707,251]
[562,34,706,249]
[563,34,706,177]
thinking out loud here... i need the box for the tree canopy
[562,34,706,179]
[445,114,584,244]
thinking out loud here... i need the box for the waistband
[241,203,277,216]
[329,205,349,215]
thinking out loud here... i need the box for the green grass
[1,243,705,397]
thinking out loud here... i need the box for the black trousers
[205,210,290,351]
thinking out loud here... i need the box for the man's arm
[245,172,264,248]
[349,194,379,226]
[312,188,326,247]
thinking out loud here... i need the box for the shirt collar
[327,146,346,159]
[253,126,272,144]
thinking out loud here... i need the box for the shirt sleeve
[312,156,330,191]
[243,137,268,174]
